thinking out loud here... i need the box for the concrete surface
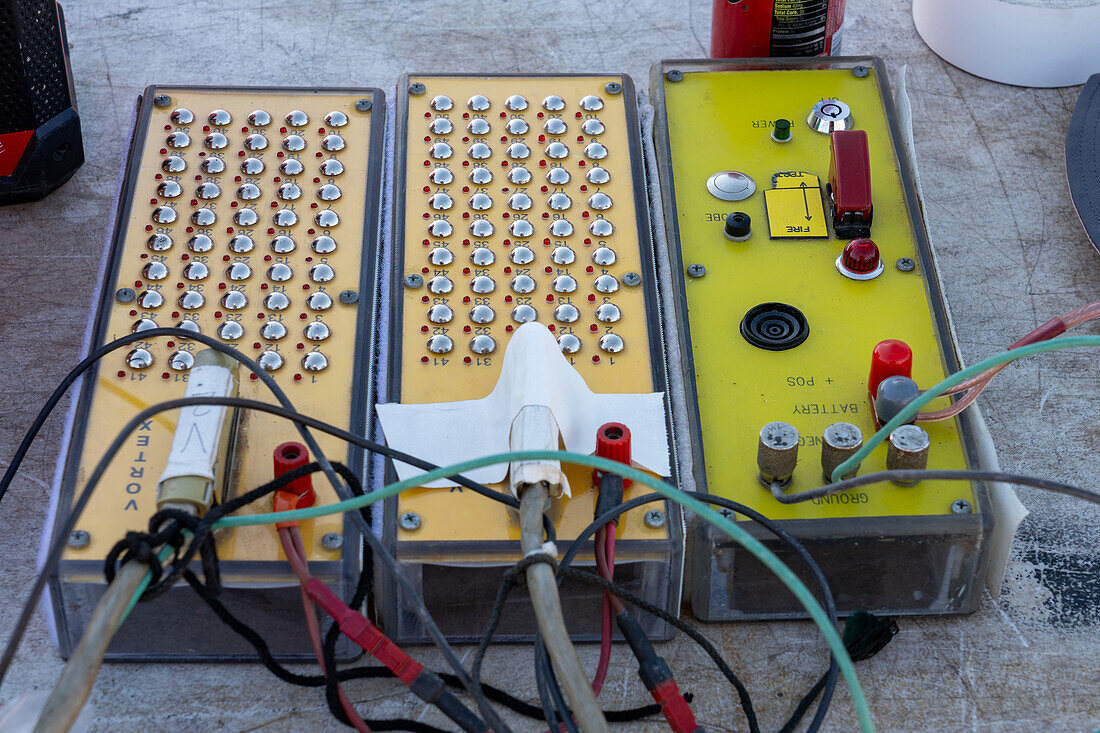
[1,1,1098,731]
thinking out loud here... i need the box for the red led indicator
[841,238,881,275]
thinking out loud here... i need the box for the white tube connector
[508,404,567,499]
[154,350,239,514]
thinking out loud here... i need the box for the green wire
[107,335,1100,731]
[117,544,178,632]
[831,335,1100,483]
[215,450,875,733]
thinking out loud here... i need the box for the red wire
[279,527,371,733]
[591,526,613,696]
[591,521,627,697]
[918,300,1100,422]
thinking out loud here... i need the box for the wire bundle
[0,326,1097,732]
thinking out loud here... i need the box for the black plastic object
[1066,73,1100,253]
[740,302,809,351]
[0,1,83,205]
[724,211,751,240]
[773,118,791,141]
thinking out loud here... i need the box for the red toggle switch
[829,130,873,238]
[593,422,632,489]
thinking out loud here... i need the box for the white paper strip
[377,322,670,489]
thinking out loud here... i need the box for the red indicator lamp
[836,238,884,280]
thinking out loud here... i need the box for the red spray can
[710,0,846,58]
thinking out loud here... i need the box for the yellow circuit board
[60,87,382,569]
[391,75,669,551]
[657,62,976,521]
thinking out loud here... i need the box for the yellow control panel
[390,75,670,548]
[654,59,989,619]
[58,87,382,570]
[657,62,974,519]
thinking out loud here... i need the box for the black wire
[8,326,1092,725]
[474,550,736,732]
[0,329,501,731]
[322,463,375,729]
[532,635,561,732]
[773,468,1100,506]
[104,462,356,602]
[557,492,843,733]
[535,634,578,733]
[170,517,662,729]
